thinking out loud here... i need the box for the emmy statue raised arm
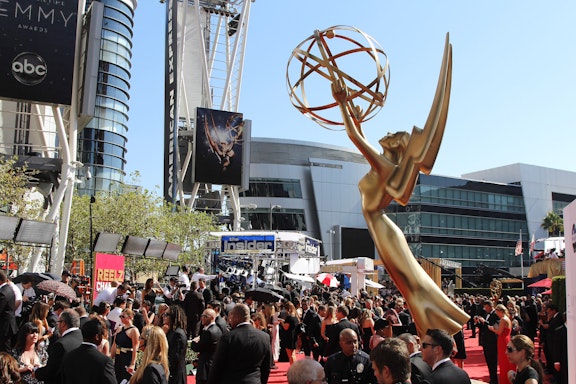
[287,26,469,336]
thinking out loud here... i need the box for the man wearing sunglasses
[421,329,470,384]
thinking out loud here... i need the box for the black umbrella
[12,272,59,284]
[244,287,284,303]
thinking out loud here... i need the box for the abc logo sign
[11,52,48,86]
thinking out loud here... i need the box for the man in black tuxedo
[465,296,482,338]
[398,333,432,384]
[191,308,223,384]
[475,300,498,384]
[325,305,361,357]
[301,298,322,360]
[183,280,205,338]
[198,278,213,305]
[61,318,117,384]
[0,270,17,352]
[394,298,412,326]
[35,308,83,384]
[206,300,229,335]
[208,303,271,384]
[421,328,471,384]
[540,303,563,375]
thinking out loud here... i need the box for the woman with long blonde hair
[130,326,170,384]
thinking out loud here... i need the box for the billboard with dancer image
[193,107,248,187]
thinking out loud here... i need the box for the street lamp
[269,204,281,230]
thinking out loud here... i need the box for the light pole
[269,204,281,230]
[327,229,335,259]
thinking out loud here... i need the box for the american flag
[515,239,523,256]
[529,234,535,255]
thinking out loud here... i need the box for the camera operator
[162,277,184,305]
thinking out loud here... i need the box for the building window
[242,209,306,231]
[240,178,303,198]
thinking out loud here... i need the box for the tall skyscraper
[77,0,138,196]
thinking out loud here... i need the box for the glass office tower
[77,0,137,195]
[386,174,528,269]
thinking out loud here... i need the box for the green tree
[67,185,217,281]
[541,211,563,237]
[0,157,47,269]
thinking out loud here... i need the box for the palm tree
[541,211,563,236]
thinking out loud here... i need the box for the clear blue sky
[126,1,576,193]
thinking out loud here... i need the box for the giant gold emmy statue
[287,26,469,335]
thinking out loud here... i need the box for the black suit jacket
[208,323,271,384]
[429,360,471,384]
[183,290,204,337]
[191,323,223,381]
[479,310,498,350]
[302,309,322,345]
[215,314,229,334]
[35,328,83,384]
[202,288,213,305]
[167,327,187,384]
[410,352,432,384]
[0,284,18,350]
[61,343,117,384]
[325,319,361,357]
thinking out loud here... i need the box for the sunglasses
[422,342,439,349]
[506,346,518,353]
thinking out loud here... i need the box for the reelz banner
[92,253,125,302]
[0,0,77,105]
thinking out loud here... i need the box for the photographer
[162,277,184,305]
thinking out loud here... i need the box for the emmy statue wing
[387,34,452,205]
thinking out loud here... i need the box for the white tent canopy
[283,271,315,283]
[365,279,384,289]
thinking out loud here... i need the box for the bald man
[191,309,222,384]
[288,359,325,384]
[208,304,271,384]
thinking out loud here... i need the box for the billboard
[193,107,246,186]
[221,235,275,253]
[0,0,78,105]
[163,0,179,202]
[563,200,576,384]
[92,253,125,303]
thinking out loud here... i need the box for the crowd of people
[0,266,567,384]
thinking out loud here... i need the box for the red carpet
[187,328,547,384]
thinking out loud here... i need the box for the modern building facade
[77,0,137,195]
[239,137,576,279]
[0,0,137,197]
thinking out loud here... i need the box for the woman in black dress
[163,305,188,384]
[141,278,161,305]
[506,334,544,384]
[278,301,299,365]
[111,308,140,384]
